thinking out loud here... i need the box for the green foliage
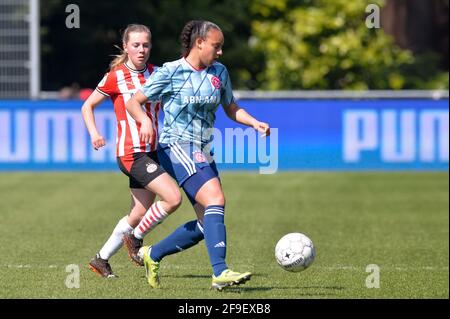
[40,0,448,90]
[40,0,257,90]
[250,0,449,89]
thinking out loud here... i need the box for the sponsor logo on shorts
[146,163,158,173]
[193,151,207,163]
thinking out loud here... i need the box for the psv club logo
[146,163,157,173]
[211,76,221,89]
[193,151,207,163]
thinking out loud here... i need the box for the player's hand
[254,121,270,137]
[91,133,106,150]
[139,117,154,144]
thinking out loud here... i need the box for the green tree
[250,0,449,89]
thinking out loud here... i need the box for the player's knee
[164,191,182,213]
[206,191,225,207]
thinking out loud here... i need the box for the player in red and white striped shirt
[81,24,182,278]
[96,62,161,159]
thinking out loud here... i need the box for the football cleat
[211,269,252,291]
[142,246,161,288]
[88,254,117,278]
[122,231,144,266]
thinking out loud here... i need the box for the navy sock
[203,205,227,276]
[150,220,204,262]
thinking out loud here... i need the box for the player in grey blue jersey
[139,54,235,149]
[126,20,270,290]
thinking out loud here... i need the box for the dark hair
[110,24,151,70]
[180,20,221,57]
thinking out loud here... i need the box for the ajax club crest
[193,151,207,163]
[211,76,221,89]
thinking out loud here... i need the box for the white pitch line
[313,266,449,271]
[1,264,59,269]
[1,264,448,271]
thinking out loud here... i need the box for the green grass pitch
[0,172,448,299]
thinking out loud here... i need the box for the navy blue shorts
[157,142,220,204]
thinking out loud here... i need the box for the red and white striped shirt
[96,63,160,164]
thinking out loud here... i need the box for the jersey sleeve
[95,71,117,97]
[140,65,171,101]
[220,68,235,108]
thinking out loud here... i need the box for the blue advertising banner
[0,98,448,172]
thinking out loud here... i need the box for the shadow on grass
[214,286,343,297]
[169,283,345,295]
[288,286,345,290]
[139,272,345,296]
[168,274,211,279]
[167,272,267,279]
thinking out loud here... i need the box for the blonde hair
[109,24,152,70]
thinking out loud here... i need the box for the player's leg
[193,176,252,290]
[122,152,182,264]
[101,189,154,259]
[126,173,181,238]
[142,200,205,288]
[150,143,250,289]
[88,188,153,277]
[147,165,250,289]
[130,151,181,237]
[126,188,156,227]
[144,142,207,264]
[194,178,228,274]
[148,202,205,261]
[122,188,157,266]
[141,143,233,288]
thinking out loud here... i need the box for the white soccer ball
[275,232,316,272]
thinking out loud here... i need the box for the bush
[250,0,449,90]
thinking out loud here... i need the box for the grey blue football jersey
[140,58,235,147]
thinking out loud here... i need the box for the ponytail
[109,45,128,70]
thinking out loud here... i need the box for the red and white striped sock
[133,201,168,239]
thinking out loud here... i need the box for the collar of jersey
[182,58,207,72]
[124,62,148,74]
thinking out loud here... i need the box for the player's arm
[224,102,271,137]
[81,90,108,150]
[125,91,154,144]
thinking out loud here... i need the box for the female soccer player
[81,24,182,278]
[125,20,270,290]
